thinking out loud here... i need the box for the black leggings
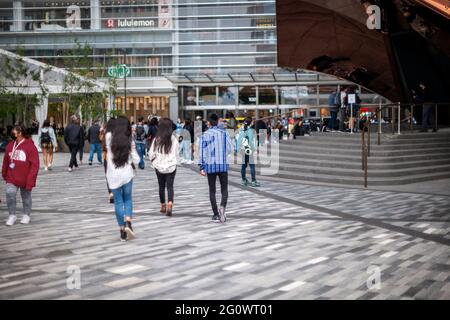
[207,172,228,216]
[156,169,176,203]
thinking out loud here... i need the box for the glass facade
[0,0,387,119]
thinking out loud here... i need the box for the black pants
[207,172,228,216]
[79,145,84,161]
[156,169,176,203]
[68,144,79,169]
[422,104,436,131]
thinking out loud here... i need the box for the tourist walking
[88,119,103,165]
[413,82,437,133]
[237,117,260,187]
[64,116,84,172]
[38,120,57,171]
[133,116,148,170]
[105,116,140,241]
[149,118,179,217]
[2,124,39,226]
[199,113,233,223]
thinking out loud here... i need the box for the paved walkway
[0,153,449,300]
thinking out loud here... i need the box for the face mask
[10,133,17,140]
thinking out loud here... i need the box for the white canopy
[0,48,107,128]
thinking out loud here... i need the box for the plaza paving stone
[0,153,449,300]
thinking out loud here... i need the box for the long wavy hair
[111,116,132,168]
[154,118,174,154]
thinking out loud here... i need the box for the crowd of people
[1,113,264,242]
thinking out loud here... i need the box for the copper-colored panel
[277,0,400,101]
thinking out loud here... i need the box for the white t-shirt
[105,132,140,190]
[149,135,179,174]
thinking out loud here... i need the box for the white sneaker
[68,167,73,172]
[20,215,30,224]
[6,215,17,226]
[44,167,48,171]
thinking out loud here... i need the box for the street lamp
[118,48,128,111]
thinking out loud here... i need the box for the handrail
[361,120,372,188]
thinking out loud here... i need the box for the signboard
[106,18,157,29]
[348,94,356,104]
[108,64,130,79]
[158,0,172,29]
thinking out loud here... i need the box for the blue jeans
[88,143,102,163]
[241,154,256,181]
[136,142,146,169]
[111,180,133,227]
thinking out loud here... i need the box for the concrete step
[229,166,450,186]
[277,140,450,151]
[231,163,450,178]
[256,155,450,170]
[273,146,450,157]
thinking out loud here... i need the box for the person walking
[87,119,103,165]
[327,90,339,131]
[237,117,260,187]
[146,117,158,156]
[38,120,57,171]
[412,82,437,133]
[2,124,39,226]
[105,116,140,242]
[149,118,179,217]
[199,113,233,223]
[64,116,84,172]
[133,116,148,170]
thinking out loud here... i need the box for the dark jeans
[338,108,346,131]
[156,169,176,203]
[241,154,256,181]
[207,172,228,216]
[422,104,436,131]
[68,144,79,169]
[328,110,338,130]
[136,143,146,169]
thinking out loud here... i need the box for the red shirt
[2,138,40,190]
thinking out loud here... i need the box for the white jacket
[105,132,140,190]
[149,135,179,174]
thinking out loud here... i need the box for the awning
[163,68,354,85]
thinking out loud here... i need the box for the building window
[23,1,91,31]
[218,86,237,106]
[279,86,297,105]
[199,87,216,106]
[183,87,197,106]
[298,85,318,106]
[239,86,256,105]
[258,86,276,105]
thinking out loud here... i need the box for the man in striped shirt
[199,113,233,223]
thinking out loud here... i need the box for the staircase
[229,130,450,187]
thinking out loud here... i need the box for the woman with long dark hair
[105,116,140,241]
[149,118,179,217]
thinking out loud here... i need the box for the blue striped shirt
[199,126,233,174]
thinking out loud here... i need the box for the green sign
[108,64,130,78]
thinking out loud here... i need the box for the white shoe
[20,215,30,224]
[68,167,73,172]
[6,215,17,226]
[44,167,48,171]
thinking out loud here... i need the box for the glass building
[0,0,386,123]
